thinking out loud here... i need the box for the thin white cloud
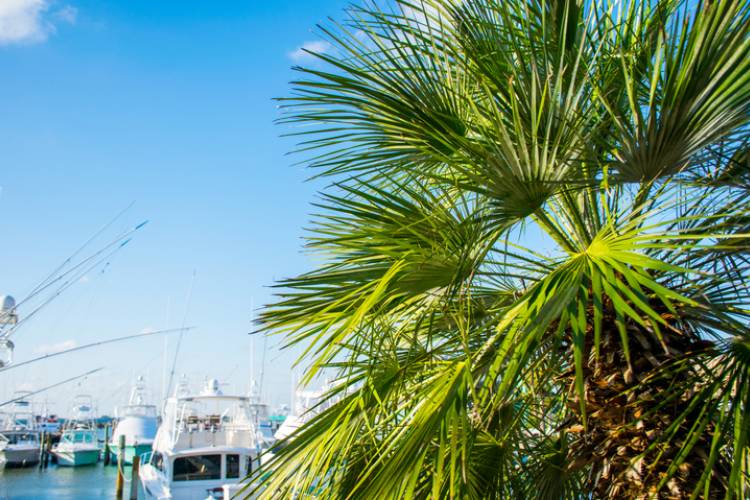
[35,339,77,355]
[0,0,77,46]
[0,0,49,44]
[55,4,76,24]
[288,40,332,63]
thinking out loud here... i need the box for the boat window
[4,432,38,445]
[152,452,164,471]
[173,454,221,481]
[70,432,94,444]
[226,454,240,479]
[245,455,253,476]
[4,432,36,444]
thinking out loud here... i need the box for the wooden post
[43,433,51,468]
[38,431,46,469]
[130,455,140,500]
[103,425,111,466]
[115,434,126,499]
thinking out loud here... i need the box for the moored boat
[139,378,265,499]
[0,430,41,467]
[110,376,158,465]
[0,392,41,467]
[51,395,100,467]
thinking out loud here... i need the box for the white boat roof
[163,445,257,457]
[177,394,250,402]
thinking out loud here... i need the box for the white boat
[274,380,340,442]
[0,392,41,467]
[110,376,158,465]
[51,395,100,466]
[139,378,265,500]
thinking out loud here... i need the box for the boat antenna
[0,327,193,373]
[161,295,171,404]
[0,367,104,407]
[259,329,268,398]
[165,270,196,399]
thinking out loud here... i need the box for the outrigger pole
[0,367,104,407]
[0,327,194,373]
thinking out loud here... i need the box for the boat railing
[115,404,157,419]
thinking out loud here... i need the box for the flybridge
[139,379,269,499]
[157,379,260,453]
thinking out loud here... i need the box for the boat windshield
[62,430,97,444]
[173,454,222,481]
[1,431,39,445]
[117,404,157,419]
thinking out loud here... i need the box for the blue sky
[0,0,350,416]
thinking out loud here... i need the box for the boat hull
[0,447,40,467]
[140,463,261,500]
[109,443,152,465]
[52,448,100,467]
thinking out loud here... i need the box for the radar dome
[0,295,16,312]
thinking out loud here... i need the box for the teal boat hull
[53,448,100,467]
[109,443,152,465]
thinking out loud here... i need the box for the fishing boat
[0,392,42,467]
[139,378,265,500]
[274,380,341,442]
[51,395,100,466]
[110,376,158,464]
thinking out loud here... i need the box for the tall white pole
[249,298,255,393]
[161,296,171,404]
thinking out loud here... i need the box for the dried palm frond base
[563,324,724,499]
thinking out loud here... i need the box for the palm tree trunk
[563,313,720,499]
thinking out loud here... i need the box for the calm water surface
[0,462,144,499]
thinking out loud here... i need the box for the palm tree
[254,0,750,498]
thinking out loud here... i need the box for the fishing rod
[0,327,194,373]
[25,202,135,301]
[5,220,149,324]
[0,367,103,407]
[165,270,196,400]
[4,238,140,338]
[0,223,148,345]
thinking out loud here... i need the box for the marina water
[0,461,144,499]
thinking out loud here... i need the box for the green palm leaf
[254,0,750,498]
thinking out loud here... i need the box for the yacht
[0,392,41,467]
[274,380,341,442]
[110,376,158,465]
[51,395,100,466]
[246,379,275,448]
[139,379,265,499]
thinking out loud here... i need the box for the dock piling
[115,434,125,498]
[130,455,140,500]
[43,433,51,468]
[38,431,46,469]
[103,424,111,466]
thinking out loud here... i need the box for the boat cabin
[142,448,260,499]
[146,448,256,483]
[0,430,40,446]
[140,380,265,499]
[60,428,97,446]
